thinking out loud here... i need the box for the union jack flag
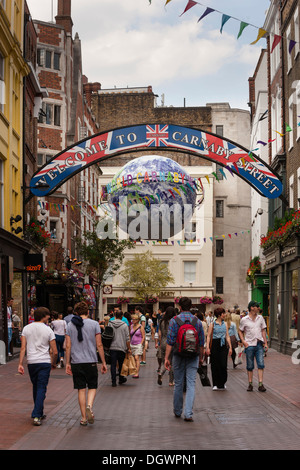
[146,124,169,147]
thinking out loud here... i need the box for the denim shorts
[245,342,265,371]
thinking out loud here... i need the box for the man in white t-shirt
[18,307,57,426]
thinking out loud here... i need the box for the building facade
[249,0,300,355]
[85,85,251,316]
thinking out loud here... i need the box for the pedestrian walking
[130,314,145,378]
[225,312,241,368]
[7,298,13,356]
[51,312,67,368]
[206,307,232,390]
[157,306,176,386]
[109,309,131,387]
[165,297,204,422]
[135,306,147,364]
[65,301,107,426]
[64,306,74,324]
[28,308,35,324]
[239,300,268,392]
[18,307,58,426]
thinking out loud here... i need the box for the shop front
[0,228,31,361]
[264,234,300,355]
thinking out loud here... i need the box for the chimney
[56,0,73,34]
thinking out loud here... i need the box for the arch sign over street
[29,124,283,200]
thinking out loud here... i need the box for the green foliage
[120,250,174,302]
[76,231,135,286]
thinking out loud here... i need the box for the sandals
[132,374,139,378]
[86,405,94,424]
[80,419,88,426]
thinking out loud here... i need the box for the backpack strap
[175,316,184,327]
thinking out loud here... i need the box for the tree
[76,230,134,319]
[120,250,174,303]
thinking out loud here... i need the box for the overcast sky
[26,0,270,110]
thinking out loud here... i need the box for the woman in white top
[51,311,67,367]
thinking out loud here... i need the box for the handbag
[121,356,130,376]
[234,345,244,365]
[197,364,211,387]
[230,335,238,350]
[128,355,137,375]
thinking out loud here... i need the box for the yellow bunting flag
[205,175,210,185]
[250,28,267,45]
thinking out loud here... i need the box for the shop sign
[103,285,113,295]
[159,291,175,298]
[281,246,298,263]
[24,254,43,273]
[265,248,280,270]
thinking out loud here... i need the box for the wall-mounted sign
[24,254,43,273]
[28,124,283,201]
[103,285,113,295]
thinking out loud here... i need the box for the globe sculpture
[106,155,204,239]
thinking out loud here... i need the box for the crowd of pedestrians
[16,298,268,426]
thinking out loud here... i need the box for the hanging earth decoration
[105,155,204,239]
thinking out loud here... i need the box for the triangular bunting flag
[271,34,281,53]
[180,0,198,17]
[237,21,249,39]
[257,140,267,146]
[165,0,172,5]
[289,40,296,54]
[250,28,267,45]
[198,7,215,23]
[220,14,231,34]
[285,123,292,132]
[205,175,210,184]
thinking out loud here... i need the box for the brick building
[31,0,100,313]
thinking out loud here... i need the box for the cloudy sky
[26,0,270,109]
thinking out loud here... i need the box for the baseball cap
[248,300,261,310]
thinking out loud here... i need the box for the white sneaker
[213,386,218,390]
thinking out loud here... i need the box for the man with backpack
[165,297,204,422]
[109,310,131,387]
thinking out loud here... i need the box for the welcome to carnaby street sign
[28,124,283,200]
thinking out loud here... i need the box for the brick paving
[1,344,300,451]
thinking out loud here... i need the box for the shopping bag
[234,345,244,366]
[197,364,211,387]
[121,356,130,376]
[128,355,137,376]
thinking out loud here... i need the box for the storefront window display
[289,270,298,341]
[11,272,23,347]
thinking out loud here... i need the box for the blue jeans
[245,342,265,371]
[7,327,12,353]
[55,334,65,363]
[172,354,198,419]
[28,363,51,418]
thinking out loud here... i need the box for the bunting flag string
[164,1,298,52]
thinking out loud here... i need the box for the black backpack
[101,324,115,349]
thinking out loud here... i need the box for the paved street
[1,343,300,452]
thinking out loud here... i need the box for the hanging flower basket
[200,296,213,304]
[261,209,300,250]
[246,256,261,284]
[25,218,51,249]
[212,296,224,305]
[145,295,158,304]
[117,296,130,304]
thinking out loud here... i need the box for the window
[50,220,57,239]
[295,9,300,57]
[184,261,196,283]
[37,49,61,70]
[216,239,224,257]
[0,52,4,113]
[287,25,292,72]
[216,277,223,294]
[216,200,224,218]
[184,221,196,241]
[216,164,224,180]
[215,125,223,137]
[289,174,294,208]
[37,153,54,167]
[288,95,294,149]
[39,102,61,126]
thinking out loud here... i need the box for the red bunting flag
[180,0,198,17]
[271,34,281,53]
